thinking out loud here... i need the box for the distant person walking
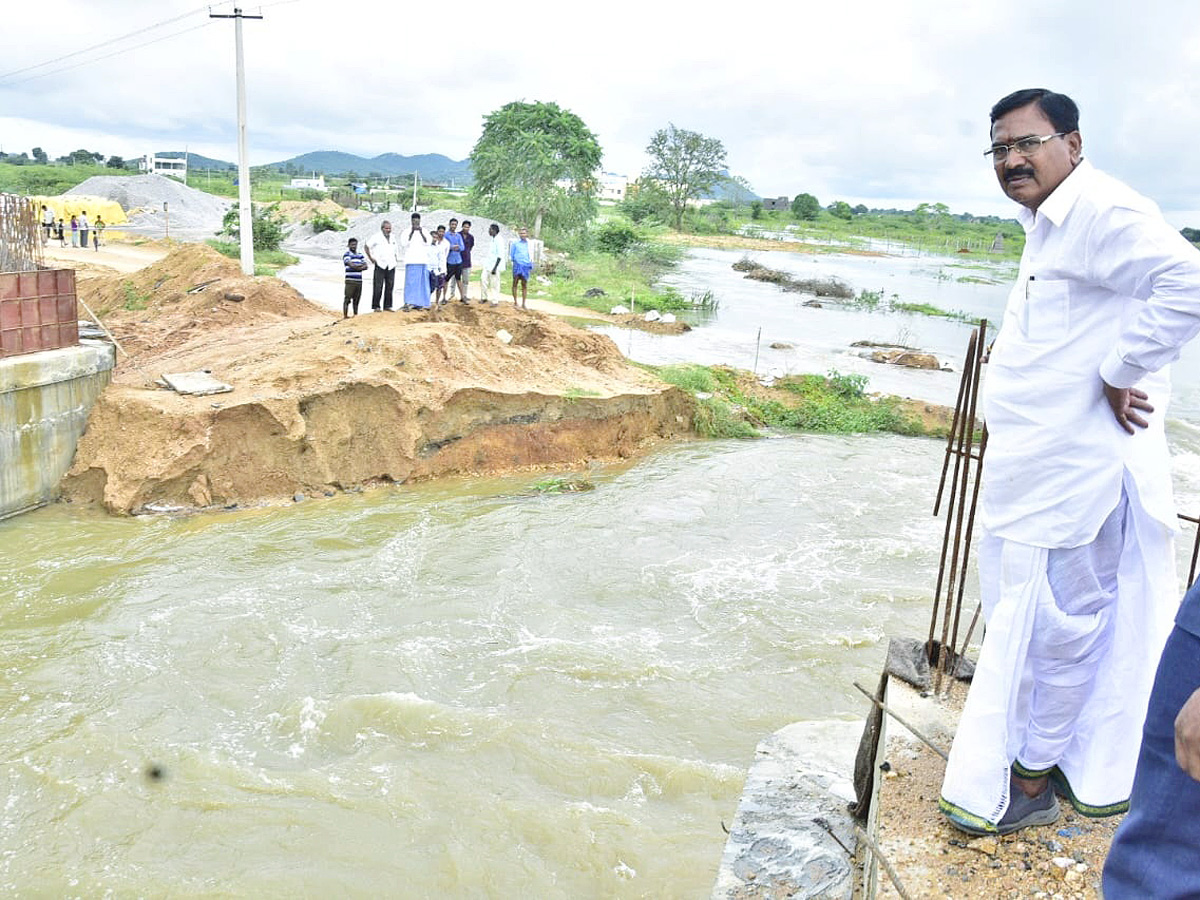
[402,213,431,310]
[56,219,65,247]
[79,211,89,250]
[93,216,104,250]
[510,227,532,308]
[444,218,466,303]
[459,220,475,302]
[69,214,79,248]
[364,220,398,312]
[342,237,368,317]
[41,205,54,243]
[482,223,505,306]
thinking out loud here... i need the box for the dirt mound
[78,243,329,360]
[66,174,230,233]
[275,199,358,224]
[62,280,690,514]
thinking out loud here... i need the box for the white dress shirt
[365,230,398,269]
[981,160,1200,547]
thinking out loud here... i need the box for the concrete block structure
[0,269,79,357]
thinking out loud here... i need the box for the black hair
[990,89,1080,133]
[348,237,357,244]
[411,212,420,219]
[462,219,471,226]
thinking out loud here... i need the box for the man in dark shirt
[342,237,368,317]
[459,220,475,302]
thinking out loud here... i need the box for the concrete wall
[0,341,115,520]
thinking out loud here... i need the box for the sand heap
[66,174,231,233]
[63,244,690,514]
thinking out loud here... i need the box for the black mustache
[1005,167,1035,182]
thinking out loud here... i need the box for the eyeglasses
[983,133,1067,164]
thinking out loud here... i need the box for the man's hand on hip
[1103,381,1153,434]
[1176,687,1200,781]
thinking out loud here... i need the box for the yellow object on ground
[35,196,128,225]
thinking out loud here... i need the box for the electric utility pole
[210,6,263,276]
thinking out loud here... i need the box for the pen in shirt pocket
[1026,274,1035,299]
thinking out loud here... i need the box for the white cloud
[1,0,1198,223]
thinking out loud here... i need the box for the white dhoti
[940,476,1177,828]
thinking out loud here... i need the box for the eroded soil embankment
[61,245,693,514]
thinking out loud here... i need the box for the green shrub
[308,211,347,234]
[595,221,641,255]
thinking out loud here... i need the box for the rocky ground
[875,682,1120,899]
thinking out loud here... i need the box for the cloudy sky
[2,0,1199,224]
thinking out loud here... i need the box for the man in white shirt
[363,220,398,312]
[940,89,1200,836]
[481,223,505,306]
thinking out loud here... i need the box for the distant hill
[265,151,473,186]
[156,151,236,171]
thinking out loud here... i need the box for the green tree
[31,147,47,164]
[469,100,602,239]
[643,123,727,231]
[106,155,126,169]
[791,193,821,221]
[828,200,854,220]
[750,200,763,220]
[221,203,285,251]
[619,178,671,225]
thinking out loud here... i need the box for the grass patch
[541,239,697,314]
[121,280,149,310]
[564,387,602,400]
[206,239,299,275]
[654,363,936,439]
[891,301,976,323]
[528,475,595,494]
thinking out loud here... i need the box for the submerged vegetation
[528,475,596,494]
[733,257,981,324]
[653,364,942,440]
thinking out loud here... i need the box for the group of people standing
[40,204,104,250]
[341,214,533,317]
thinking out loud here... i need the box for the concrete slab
[713,721,861,899]
[161,371,232,396]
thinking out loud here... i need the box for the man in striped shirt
[343,237,368,317]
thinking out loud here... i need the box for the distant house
[597,172,629,202]
[290,175,326,191]
[139,154,187,181]
[553,170,629,202]
[762,196,790,211]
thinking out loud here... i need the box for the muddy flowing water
[6,248,1200,896]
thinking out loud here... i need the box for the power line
[0,5,210,82]
[0,20,215,87]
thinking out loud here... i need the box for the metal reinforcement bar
[929,320,988,693]
[0,193,44,274]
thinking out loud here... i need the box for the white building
[139,154,187,181]
[290,175,326,191]
[596,172,629,202]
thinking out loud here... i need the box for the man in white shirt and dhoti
[939,88,1200,836]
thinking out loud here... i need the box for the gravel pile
[66,174,231,235]
[285,208,521,259]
